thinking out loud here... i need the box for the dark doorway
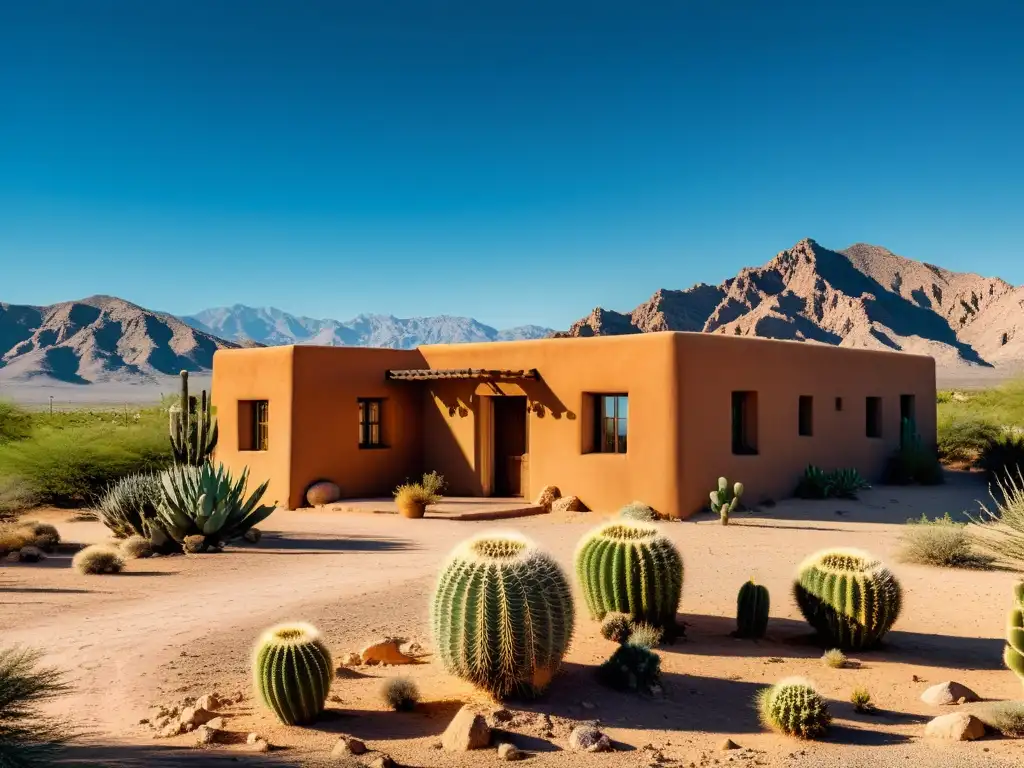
[493,396,528,497]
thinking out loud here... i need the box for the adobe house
[210,332,936,518]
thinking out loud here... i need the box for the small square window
[239,400,269,451]
[798,395,813,437]
[732,391,758,455]
[866,396,883,438]
[594,394,628,453]
[358,398,385,448]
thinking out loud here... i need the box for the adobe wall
[675,333,937,516]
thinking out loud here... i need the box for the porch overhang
[385,367,539,382]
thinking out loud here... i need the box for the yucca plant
[156,462,275,552]
[431,531,574,699]
[0,646,73,767]
[96,472,169,540]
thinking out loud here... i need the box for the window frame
[358,398,385,449]
[593,394,628,454]
[239,399,269,452]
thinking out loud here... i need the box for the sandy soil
[2,473,1022,768]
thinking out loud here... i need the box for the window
[358,398,384,448]
[835,397,843,412]
[866,396,882,438]
[900,394,917,447]
[798,395,814,437]
[732,391,758,455]
[238,400,268,451]
[595,394,628,453]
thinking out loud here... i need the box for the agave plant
[795,465,830,499]
[826,469,871,499]
[156,463,275,552]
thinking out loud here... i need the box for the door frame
[479,394,530,498]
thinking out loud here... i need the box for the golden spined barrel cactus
[757,677,832,738]
[431,531,575,699]
[574,520,683,631]
[793,548,902,650]
[252,622,333,725]
[1007,580,1024,687]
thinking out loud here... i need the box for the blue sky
[1,1,1022,330]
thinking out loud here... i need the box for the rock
[246,732,261,745]
[243,528,262,544]
[205,716,225,730]
[252,738,270,752]
[178,706,217,727]
[497,742,525,760]
[195,725,220,745]
[368,756,395,768]
[331,736,367,756]
[338,652,363,667]
[568,725,612,753]
[925,712,987,741]
[489,708,514,725]
[307,480,341,506]
[552,495,586,513]
[720,739,741,751]
[159,721,186,738]
[403,641,423,655]
[195,693,222,712]
[921,681,981,706]
[5,551,20,562]
[361,639,415,666]
[182,535,206,554]
[441,705,491,751]
[17,546,44,563]
[534,485,561,510]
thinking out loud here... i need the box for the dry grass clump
[627,623,664,649]
[0,645,73,764]
[0,520,61,556]
[973,468,1024,565]
[0,525,32,556]
[380,677,420,712]
[850,687,874,713]
[120,535,153,559]
[965,701,1024,737]
[822,649,848,669]
[72,545,125,575]
[898,513,995,569]
[394,471,446,507]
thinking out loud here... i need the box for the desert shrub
[253,622,333,725]
[979,431,1024,485]
[0,401,32,444]
[0,476,35,521]
[972,468,1024,564]
[850,687,874,713]
[618,502,657,521]
[155,462,275,552]
[0,645,72,766]
[821,649,847,669]
[0,525,32,556]
[420,470,446,497]
[756,677,831,739]
[626,623,663,649]
[96,472,164,539]
[394,471,445,508]
[966,701,1024,737]
[937,417,1000,463]
[596,643,661,692]
[72,545,125,575]
[794,465,830,499]
[120,535,153,559]
[380,677,420,711]
[897,513,994,569]
[15,521,60,552]
[600,613,633,644]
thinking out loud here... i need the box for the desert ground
[2,473,1022,768]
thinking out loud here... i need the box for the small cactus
[380,677,420,711]
[793,548,902,650]
[252,622,333,725]
[431,531,574,699]
[575,520,683,632]
[600,613,633,644]
[757,677,832,738]
[735,580,770,639]
[710,477,743,524]
[597,643,661,692]
[169,370,218,466]
[1007,580,1024,687]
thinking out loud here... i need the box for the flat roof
[385,368,539,381]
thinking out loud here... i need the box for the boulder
[552,495,586,513]
[251,738,270,752]
[307,481,341,506]
[920,681,981,706]
[331,736,367,756]
[205,716,225,730]
[179,706,217,728]
[925,712,987,741]
[568,725,612,752]
[195,693,223,712]
[195,725,221,745]
[361,639,415,666]
[441,705,491,751]
[17,546,44,563]
[5,551,21,562]
[534,485,561,510]
[497,742,525,760]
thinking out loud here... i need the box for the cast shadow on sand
[244,532,416,554]
[55,741,285,766]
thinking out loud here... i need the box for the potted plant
[394,471,445,519]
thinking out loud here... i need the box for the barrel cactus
[431,531,574,699]
[252,622,333,725]
[1007,580,1024,687]
[757,677,831,738]
[793,548,902,650]
[575,520,683,632]
[710,477,743,524]
[736,580,770,639]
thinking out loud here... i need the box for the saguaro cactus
[252,622,333,725]
[575,520,683,631]
[736,579,770,639]
[431,531,575,699]
[793,548,902,650]
[169,370,218,465]
[757,677,832,738]
[710,477,744,524]
[1007,580,1024,687]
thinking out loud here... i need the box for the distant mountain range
[181,305,553,349]
[2,237,1021,386]
[557,238,1024,370]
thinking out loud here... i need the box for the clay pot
[306,480,341,506]
[398,500,426,519]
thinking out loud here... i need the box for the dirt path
[4,477,1023,767]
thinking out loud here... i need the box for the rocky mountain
[556,238,1024,370]
[182,305,553,349]
[0,295,237,384]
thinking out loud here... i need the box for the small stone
[331,736,367,756]
[195,693,222,712]
[534,485,561,510]
[5,552,19,562]
[552,495,586,513]
[195,725,220,745]
[442,705,491,751]
[138,718,150,725]
[568,725,612,753]
[178,706,217,727]
[252,738,270,752]
[489,708,514,725]
[246,732,261,745]
[369,756,396,768]
[497,742,525,760]
[338,652,363,667]
[159,721,185,738]
[921,682,980,706]
[205,716,225,730]
[243,528,262,543]
[925,712,987,741]
[720,739,741,751]
[361,639,415,665]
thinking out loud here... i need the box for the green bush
[979,432,1024,485]
[0,401,32,444]
[897,513,994,569]
[0,646,72,767]
[937,417,1000,463]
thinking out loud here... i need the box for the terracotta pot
[398,500,426,519]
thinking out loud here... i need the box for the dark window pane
[603,417,616,451]
[618,432,627,453]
